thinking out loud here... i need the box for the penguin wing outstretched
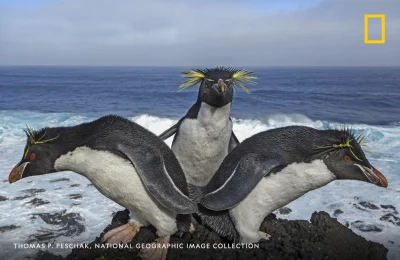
[228,131,240,152]
[158,122,179,141]
[117,143,197,214]
[201,153,285,211]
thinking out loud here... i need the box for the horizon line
[1,65,399,68]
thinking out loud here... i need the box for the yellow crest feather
[178,68,257,94]
[315,128,371,162]
[179,70,206,89]
[22,126,59,159]
[24,126,59,145]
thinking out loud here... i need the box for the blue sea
[0,66,399,259]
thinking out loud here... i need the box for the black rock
[381,204,396,211]
[34,210,388,260]
[278,207,292,215]
[68,194,83,200]
[69,184,81,188]
[359,201,379,210]
[34,250,64,260]
[111,209,130,224]
[28,211,85,243]
[263,213,276,222]
[50,178,70,183]
[353,203,368,211]
[12,195,31,200]
[13,189,46,200]
[0,224,21,233]
[381,204,398,214]
[380,213,400,226]
[22,188,46,195]
[0,195,8,201]
[333,209,344,217]
[25,198,50,206]
[351,220,383,232]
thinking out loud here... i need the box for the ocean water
[0,66,399,259]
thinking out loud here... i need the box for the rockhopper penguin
[8,115,197,260]
[159,67,257,186]
[192,126,388,243]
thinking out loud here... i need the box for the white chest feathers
[172,102,233,186]
[231,160,336,243]
[54,146,177,237]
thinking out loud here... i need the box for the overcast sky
[0,0,399,66]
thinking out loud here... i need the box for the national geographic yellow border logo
[364,14,386,44]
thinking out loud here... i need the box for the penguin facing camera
[159,67,257,187]
[192,126,388,243]
[8,115,197,260]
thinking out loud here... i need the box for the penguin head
[315,129,388,188]
[179,67,257,108]
[8,127,66,183]
[199,76,234,108]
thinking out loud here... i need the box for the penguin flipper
[158,123,179,141]
[228,131,240,152]
[201,153,284,211]
[117,144,197,214]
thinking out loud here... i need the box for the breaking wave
[0,111,399,259]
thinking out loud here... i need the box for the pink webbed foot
[139,236,170,260]
[101,220,141,244]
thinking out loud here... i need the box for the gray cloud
[0,0,399,66]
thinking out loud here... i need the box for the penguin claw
[176,222,195,238]
[189,223,195,234]
[259,231,271,241]
[139,236,169,260]
[101,221,140,244]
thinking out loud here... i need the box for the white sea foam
[0,111,399,259]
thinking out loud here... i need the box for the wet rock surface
[12,189,47,200]
[359,201,380,210]
[380,213,400,227]
[26,198,51,206]
[50,178,70,183]
[34,210,388,260]
[22,188,46,196]
[28,211,85,243]
[68,194,83,200]
[381,205,398,215]
[12,194,32,200]
[333,209,344,217]
[0,224,21,233]
[353,203,368,211]
[351,220,383,232]
[278,207,292,215]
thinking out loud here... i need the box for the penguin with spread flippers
[191,126,388,243]
[8,115,197,260]
[159,67,257,186]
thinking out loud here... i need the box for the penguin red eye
[344,155,351,162]
[30,153,36,161]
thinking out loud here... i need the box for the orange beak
[373,167,388,188]
[217,79,226,93]
[8,162,29,184]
